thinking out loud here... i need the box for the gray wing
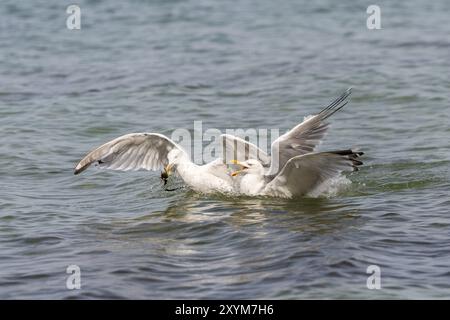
[266,88,352,176]
[74,133,184,174]
[264,150,363,198]
[220,134,271,165]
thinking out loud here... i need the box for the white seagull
[74,132,235,194]
[230,150,363,198]
[228,88,364,197]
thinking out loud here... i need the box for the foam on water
[307,174,353,198]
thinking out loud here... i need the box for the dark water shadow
[136,191,364,237]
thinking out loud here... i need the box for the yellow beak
[229,159,247,176]
[231,170,244,177]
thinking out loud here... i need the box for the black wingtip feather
[318,88,353,116]
[326,148,364,171]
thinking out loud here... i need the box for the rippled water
[1,0,449,299]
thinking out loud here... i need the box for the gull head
[163,149,185,182]
[230,159,264,176]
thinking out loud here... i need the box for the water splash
[307,174,352,198]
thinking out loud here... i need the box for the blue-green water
[0,0,449,299]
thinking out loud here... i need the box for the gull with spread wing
[227,88,364,197]
[74,132,234,194]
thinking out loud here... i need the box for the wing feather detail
[266,88,352,176]
[264,149,363,197]
[74,133,184,174]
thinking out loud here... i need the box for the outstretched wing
[264,150,363,198]
[220,134,271,166]
[266,88,352,176]
[74,133,185,174]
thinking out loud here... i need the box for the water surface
[0,0,449,299]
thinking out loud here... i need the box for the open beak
[229,160,248,176]
[231,170,243,177]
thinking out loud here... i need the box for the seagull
[230,150,363,197]
[228,88,364,197]
[73,88,361,197]
[74,132,235,194]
